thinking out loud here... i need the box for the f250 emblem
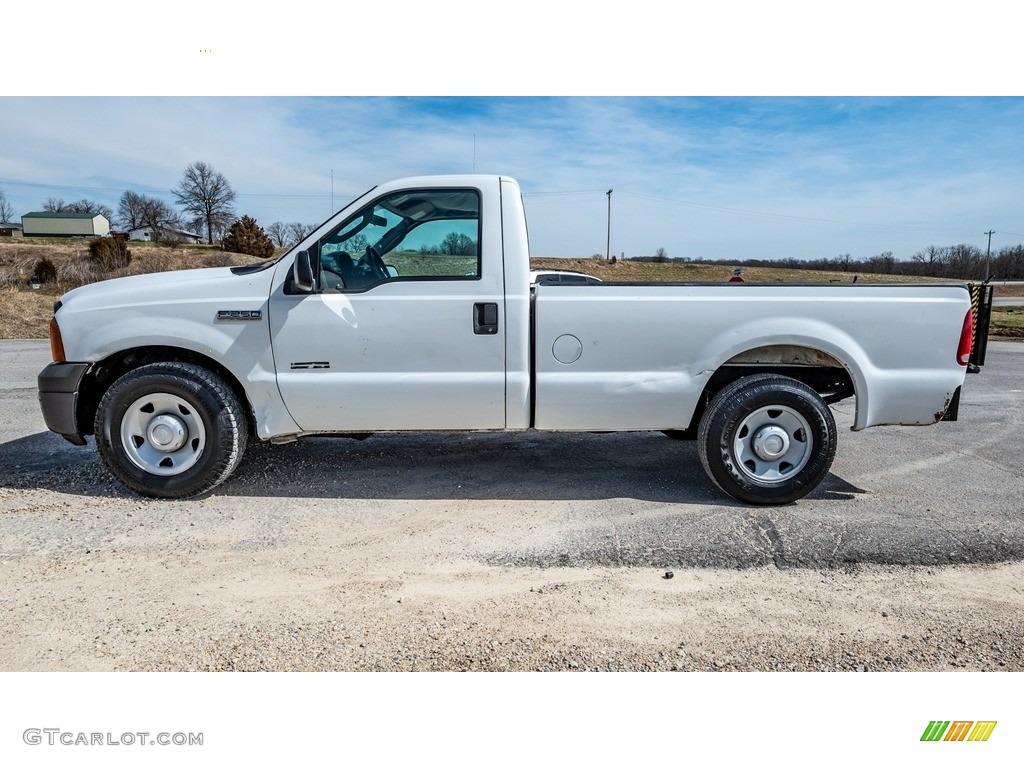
[217,310,262,321]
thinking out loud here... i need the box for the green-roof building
[21,211,110,237]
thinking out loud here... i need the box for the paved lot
[1,340,1023,671]
[4,340,1023,567]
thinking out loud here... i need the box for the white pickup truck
[37,174,991,504]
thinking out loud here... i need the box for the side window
[317,188,480,292]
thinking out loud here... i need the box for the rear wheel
[697,374,836,505]
[94,362,248,498]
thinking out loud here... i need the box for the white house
[21,212,110,237]
[128,225,203,244]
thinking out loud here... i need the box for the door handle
[473,302,499,335]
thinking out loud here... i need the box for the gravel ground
[2,341,1023,672]
[3,437,1023,673]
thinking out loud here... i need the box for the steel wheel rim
[120,392,206,476]
[732,404,813,484]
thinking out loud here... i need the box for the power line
[522,189,606,199]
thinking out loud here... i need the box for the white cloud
[2,97,1023,260]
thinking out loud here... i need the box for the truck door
[267,185,506,432]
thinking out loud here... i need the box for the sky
[2,96,1022,262]
[3,2,1023,264]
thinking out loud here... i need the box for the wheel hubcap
[733,406,813,484]
[120,393,206,476]
[147,414,187,451]
[752,425,790,460]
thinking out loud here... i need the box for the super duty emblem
[217,310,262,321]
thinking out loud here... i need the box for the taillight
[956,308,973,366]
[49,316,66,362]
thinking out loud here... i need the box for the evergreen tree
[222,215,275,258]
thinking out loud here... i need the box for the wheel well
[675,346,856,439]
[76,346,255,437]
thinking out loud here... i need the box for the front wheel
[94,362,248,498]
[697,374,837,505]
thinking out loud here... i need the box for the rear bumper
[37,362,90,445]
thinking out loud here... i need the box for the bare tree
[66,199,114,221]
[286,222,316,245]
[654,247,668,263]
[117,191,181,240]
[995,245,1024,280]
[440,231,475,256]
[45,196,114,222]
[945,243,983,279]
[833,253,855,272]
[142,199,181,242]
[265,222,288,247]
[172,161,237,244]
[0,186,14,223]
[117,191,148,230]
[863,250,897,274]
[912,245,947,277]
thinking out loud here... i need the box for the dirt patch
[990,327,1024,339]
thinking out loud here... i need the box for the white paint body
[533,283,969,431]
[54,174,972,439]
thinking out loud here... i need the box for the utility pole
[984,230,994,281]
[606,189,613,261]
[331,170,334,214]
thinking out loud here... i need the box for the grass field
[0,239,262,339]
[990,306,1024,334]
[1,239,1020,339]
[532,257,1024,297]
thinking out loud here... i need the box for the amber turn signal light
[49,316,66,362]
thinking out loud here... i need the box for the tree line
[631,244,1024,281]
[0,162,318,248]
[6,173,1022,279]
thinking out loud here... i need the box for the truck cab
[269,175,531,432]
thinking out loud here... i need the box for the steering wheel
[365,245,390,281]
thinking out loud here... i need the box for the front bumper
[37,362,91,445]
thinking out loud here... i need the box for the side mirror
[385,265,399,278]
[293,250,315,293]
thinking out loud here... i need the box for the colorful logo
[921,721,997,742]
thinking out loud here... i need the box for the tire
[94,362,248,498]
[697,374,837,505]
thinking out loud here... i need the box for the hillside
[2,240,1021,339]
